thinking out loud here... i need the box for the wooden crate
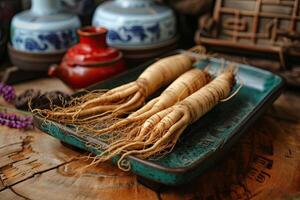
[196,0,300,86]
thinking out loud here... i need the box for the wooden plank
[0,189,26,200]
[0,126,80,189]
[11,160,159,200]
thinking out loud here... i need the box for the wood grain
[11,161,158,200]
[0,77,299,200]
[0,189,26,200]
[0,126,79,189]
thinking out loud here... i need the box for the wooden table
[0,78,299,200]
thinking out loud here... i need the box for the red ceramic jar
[48,26,126,89]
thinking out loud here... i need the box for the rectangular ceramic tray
[34,50,285,186]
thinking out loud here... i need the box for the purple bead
[0,111,32,129]
[0,83,16,102]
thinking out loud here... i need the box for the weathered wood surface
[0,78,299,200]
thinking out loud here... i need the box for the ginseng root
[82,68,211,135]
[34,54,201,123]
[93,67,237,170]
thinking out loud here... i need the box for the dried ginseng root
[93,66,237,171]
[82,68,211,138]
[34,54,204,124]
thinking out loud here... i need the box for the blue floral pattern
[12,29,78,52]
[147,23,160,40]
[108,23,161,43]
[24,38,48,51]
[38,34,61,50]
[108,30,132,42]
[125,26,148,41]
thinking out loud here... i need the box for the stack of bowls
[9,0,81,71]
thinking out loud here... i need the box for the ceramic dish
[34,50,285,186]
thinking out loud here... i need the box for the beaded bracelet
[0,83,32,129]
[0,112,33,129]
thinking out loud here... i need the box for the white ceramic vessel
[92,0,176,48]
[11,0,81,53]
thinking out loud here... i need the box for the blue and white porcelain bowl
[11,0,81,53]
[92,0,176,48]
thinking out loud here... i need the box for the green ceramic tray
[34,50,284,186]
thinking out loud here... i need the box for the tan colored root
[44,84,139,117]
[80,84,140,110]
[116,115,189,171]
[86,66,237,171]
[80,69,211,135]
[95,108,174,158]
[33,84,142,122]
[34,54,195,124]
[112,92,143,114]
[77,92,145,128]
[79,109,188,171]
[79,98,147,135]
[92,108,185,165]
[128,112,188,157]
[81,91,144,119]
[80,97,166,135]
[129,98,158,118]
[105,82,137,95]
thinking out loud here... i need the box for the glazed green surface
[37,56,284,186]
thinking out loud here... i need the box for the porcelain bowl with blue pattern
[92,0,176,48]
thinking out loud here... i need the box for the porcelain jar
[92,0,176,48]
[48,26,126,89]
[11,0,81,53]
